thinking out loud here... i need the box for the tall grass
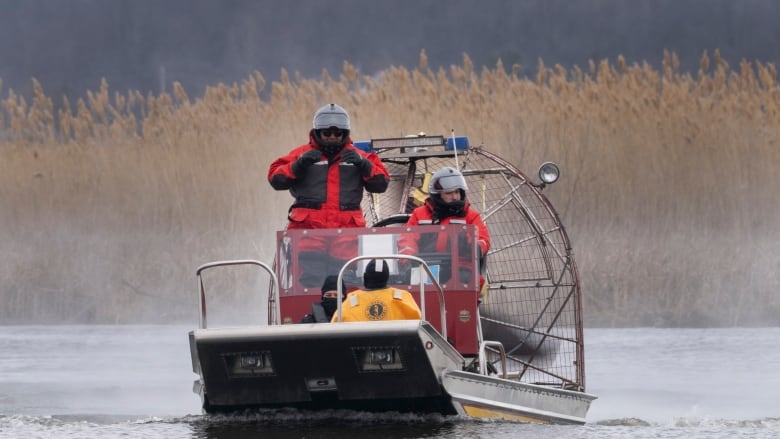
[1,50,778,326]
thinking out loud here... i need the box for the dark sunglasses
[319,129,344,137]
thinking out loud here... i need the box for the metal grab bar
[479,340,507,378]
[333,254,447,340]
[196,259,279,329]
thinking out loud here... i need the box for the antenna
[450,128,460,170]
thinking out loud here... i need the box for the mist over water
[1,325,779,438]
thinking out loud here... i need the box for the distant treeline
[1,51,778,327]
[2,0,779,101]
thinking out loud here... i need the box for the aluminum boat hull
[189,320,595,423]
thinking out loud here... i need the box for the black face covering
[312,129,349,158]
[321,298,338,318]
[432,193,466,222]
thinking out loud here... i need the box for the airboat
[188,134,596,424]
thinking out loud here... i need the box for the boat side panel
[442,370,596,424]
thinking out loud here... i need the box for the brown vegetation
[1,50,778,326]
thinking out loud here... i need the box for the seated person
[332,259,421,322]
[300,275,346,323]
[398,166,490,288]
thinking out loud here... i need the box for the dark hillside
[1,0,777,99]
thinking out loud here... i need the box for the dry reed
[1,50,778,326]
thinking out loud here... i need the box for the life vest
[332,288,421,322]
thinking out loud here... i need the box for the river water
[1,325,778,438]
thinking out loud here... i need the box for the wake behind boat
[188,134,596,423]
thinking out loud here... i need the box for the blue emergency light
[445,136,470,151]
[353,141,372,152]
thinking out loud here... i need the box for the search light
[223,351,275,377]
[538,162,560,185]
[354,346,404,371]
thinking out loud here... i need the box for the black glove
[341,149,372,177]
[291,149,322,177]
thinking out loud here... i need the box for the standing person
[332,259,421,322]
[268,104,389,286]
[300,275,346,323]
[398,167,491,287]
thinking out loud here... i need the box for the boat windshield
[275,224,481,296]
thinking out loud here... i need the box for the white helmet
[311,103,351,156]
[429,167,468,194]
[312,103,350,130]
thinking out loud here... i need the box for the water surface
[1,325,778,438]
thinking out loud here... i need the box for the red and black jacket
[268,135,389,229]
[398,198,491,256]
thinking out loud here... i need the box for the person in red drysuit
[398,167,490,288]
[268,104,389,287]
